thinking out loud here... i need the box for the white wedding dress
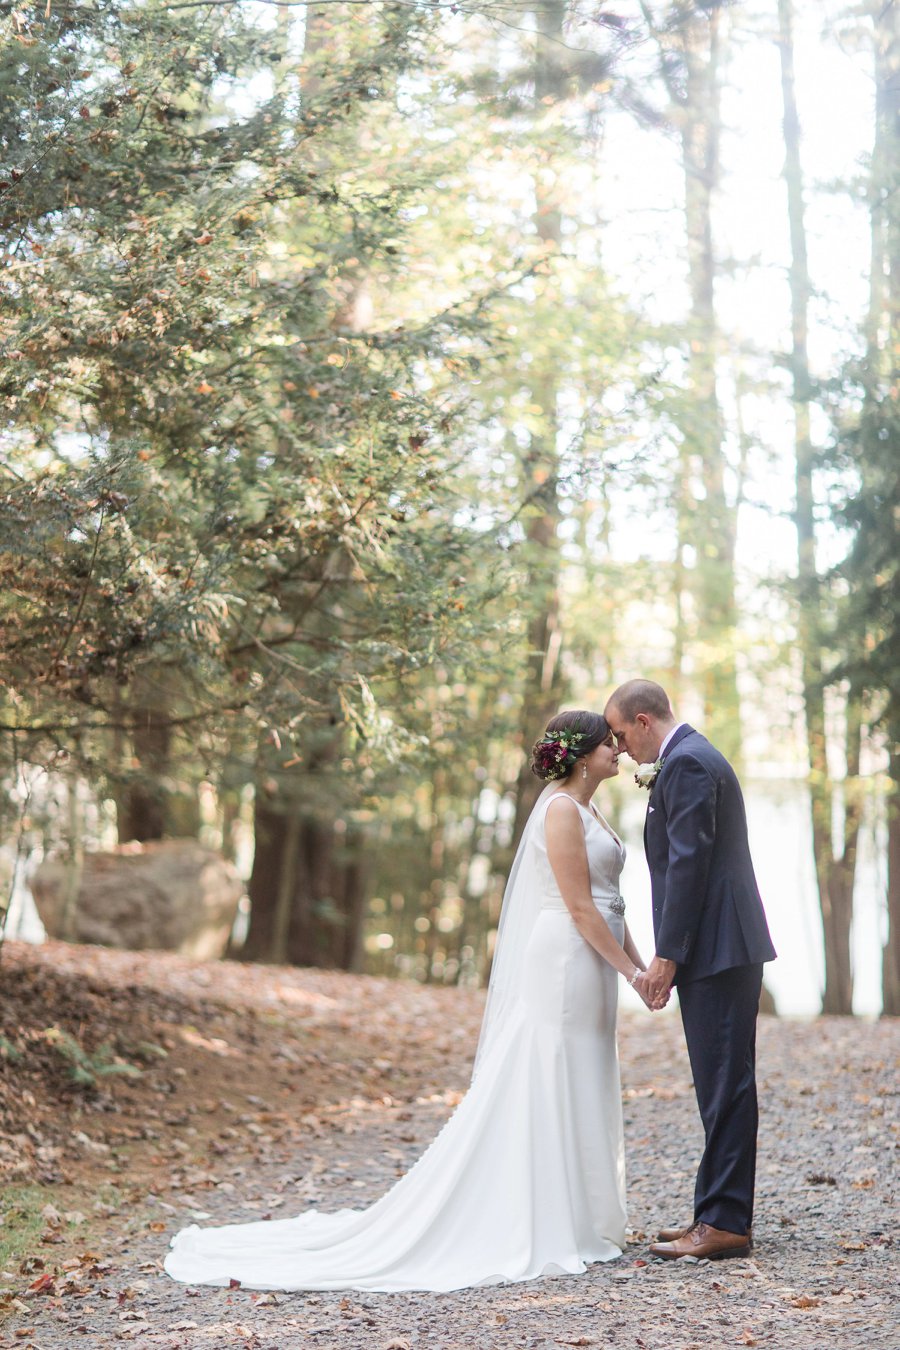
[164,792,628,1292]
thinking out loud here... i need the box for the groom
[604,680,776,1261]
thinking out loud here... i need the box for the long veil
[471,782,558,1079]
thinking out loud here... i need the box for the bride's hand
[631,971,656,1011]
[632,971,670,1011]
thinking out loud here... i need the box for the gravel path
[2,955,898,1350]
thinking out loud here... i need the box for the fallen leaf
[790,1295,819,1309]
[0,1297,30,1315]
[27,1273,56,1294]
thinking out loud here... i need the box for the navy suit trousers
[677,963,763,1234]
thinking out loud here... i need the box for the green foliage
[0,0,509,797]
[124,1039,169,1063]
[0,1033,23,1063]
[0,1185,47,1268]
[42,1026,143,1087]
[831,377,900,746]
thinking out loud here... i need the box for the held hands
[629,956,675,1011]
[631,970,669,1011]
[642,955,676,1011]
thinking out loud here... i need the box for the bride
[164,710,656,1293]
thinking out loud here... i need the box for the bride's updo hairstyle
[530,710,611,782]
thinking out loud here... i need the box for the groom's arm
[654,753,718,968]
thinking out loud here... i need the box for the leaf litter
[0,939,898,1349]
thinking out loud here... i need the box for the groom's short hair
[607,679,672,722]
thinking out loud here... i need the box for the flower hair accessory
[635,757,665,790]
[533,728,587,781]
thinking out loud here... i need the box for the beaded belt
[608,895,626,917]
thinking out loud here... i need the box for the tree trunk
[58,775,85,943]
[869,2,900,1014]
[241,800,285,962]
[778,0,860,1014]
[112,672,202,843]
[115,705,170,842]
[679,10,739,756]
[643,1,740,757]
[242,797,370,968]
[511,0,570,844]
[884,753,900,1015]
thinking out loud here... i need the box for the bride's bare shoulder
[543,793,584,834]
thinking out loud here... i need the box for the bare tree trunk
[885,755,900,1015]
[115,704,170,842]
[58,775,85,943]
[641,1,740,757]
[242,800,286,962]
[680,11,739,752]
[778,0,861,1014]
[868,2,900,1014]
[111,672,202,843]
[512,0,570,844]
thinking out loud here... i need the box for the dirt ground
[0,941,897,1350]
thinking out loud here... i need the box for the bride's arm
[545,797,641,983]
[622,924,647,976]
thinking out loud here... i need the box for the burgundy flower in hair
[533,728,586,780]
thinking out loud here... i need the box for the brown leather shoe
[649,1221,752,1261]
[657,1222,754,1247]
[656,1223,695,1242]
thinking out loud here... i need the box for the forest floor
[0,940,897,1350]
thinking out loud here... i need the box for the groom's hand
[632,972,656,1011]
[645,955,676,1008]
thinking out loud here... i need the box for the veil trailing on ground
[471,782,559,1079]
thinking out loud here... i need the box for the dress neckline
[546,792,624,853]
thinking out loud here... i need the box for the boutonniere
[635,757,665,791]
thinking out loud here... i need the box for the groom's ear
[635,713,651,729]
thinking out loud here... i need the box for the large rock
[30,840,243,960]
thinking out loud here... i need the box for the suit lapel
[642,725,695,858]
[662,723,695,759]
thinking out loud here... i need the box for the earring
[582,761,588,780]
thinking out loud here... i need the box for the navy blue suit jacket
[643,725,776,983]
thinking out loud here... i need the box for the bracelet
[628,968,642,987]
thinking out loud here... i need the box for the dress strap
[543,791,586,817]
